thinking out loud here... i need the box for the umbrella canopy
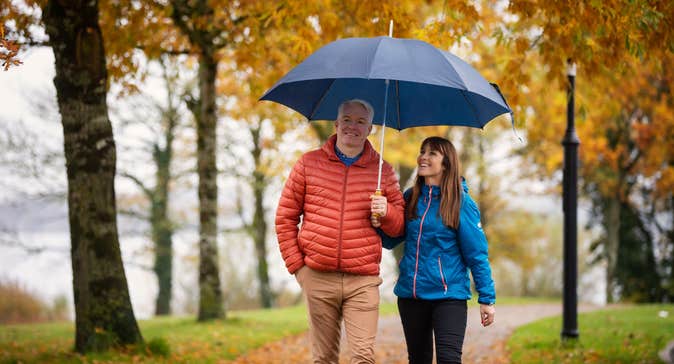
[260,36,512,130]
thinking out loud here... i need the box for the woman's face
[417,144,445,185]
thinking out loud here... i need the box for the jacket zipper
[413,186,433,299]
[337,166,349,270]
[438,256,448,294]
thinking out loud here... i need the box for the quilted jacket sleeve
[378,162,405,238]
[275,156,307,274]
[458,192,496,305]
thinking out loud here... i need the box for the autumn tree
[98,0,258,321]
[1,0,148,352]
[113,56,196,315]
[43,0,143,351]
[505,0,674,302]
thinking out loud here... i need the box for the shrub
[0,278,47,324]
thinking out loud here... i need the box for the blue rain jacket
[382,181,495,304]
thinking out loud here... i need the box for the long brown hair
[405,136,462,229]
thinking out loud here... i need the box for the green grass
[1,297,532,363]
[507,304,674,363]
[0,305,308,363]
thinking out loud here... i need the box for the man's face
[335,103,372,150]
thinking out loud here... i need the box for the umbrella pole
[376,79,390,192]
[376,20,394,193]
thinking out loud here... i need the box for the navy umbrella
[260,36,512,190]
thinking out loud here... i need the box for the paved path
[232,303,600,363]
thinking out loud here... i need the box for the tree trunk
[670,195,674,301]
[168,0,225,321]
[250,128,274,308]
[196,52,224,321]
[152,64,178,316]
[520,268,530,296]
[43,0,142,352]
[152,141,173,315]
[605,197,621,303]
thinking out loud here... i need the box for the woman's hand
[480,304,495,327]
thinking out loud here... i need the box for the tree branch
[0,230,69,255]
[119,171,154,199]
[118,208,150,221]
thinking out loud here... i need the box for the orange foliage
[504,0,674,204]
[0,24,22,70]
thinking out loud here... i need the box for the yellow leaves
[289,29,316,60]
[319,12,339,34]
[514,37,529,54]
[655,168,674,199]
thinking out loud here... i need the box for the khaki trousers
[296,266,382,364]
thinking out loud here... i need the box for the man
[275,99,405,363]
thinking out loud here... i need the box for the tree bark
[250,127,273,308]
[43,0,142,352]
[169,0,224,321]
[152,140,173,315]
[196,52,224,320]
[152,60,178,316]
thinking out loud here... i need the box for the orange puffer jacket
[275,135,405,275]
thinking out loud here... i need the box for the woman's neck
[424,177,440,186]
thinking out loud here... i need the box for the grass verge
[0,305,308,363]
[507,304,674,363]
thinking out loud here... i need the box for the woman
[370,136,495,364]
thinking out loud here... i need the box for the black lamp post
[562,59,580,339]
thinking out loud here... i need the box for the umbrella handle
[372,189,383,219]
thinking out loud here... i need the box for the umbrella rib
[395,80,401,130]
[459,89,482,128]
[308,79,337,120]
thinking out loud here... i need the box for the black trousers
[397,297,468,364]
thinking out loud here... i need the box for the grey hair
[337,99,374,125]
